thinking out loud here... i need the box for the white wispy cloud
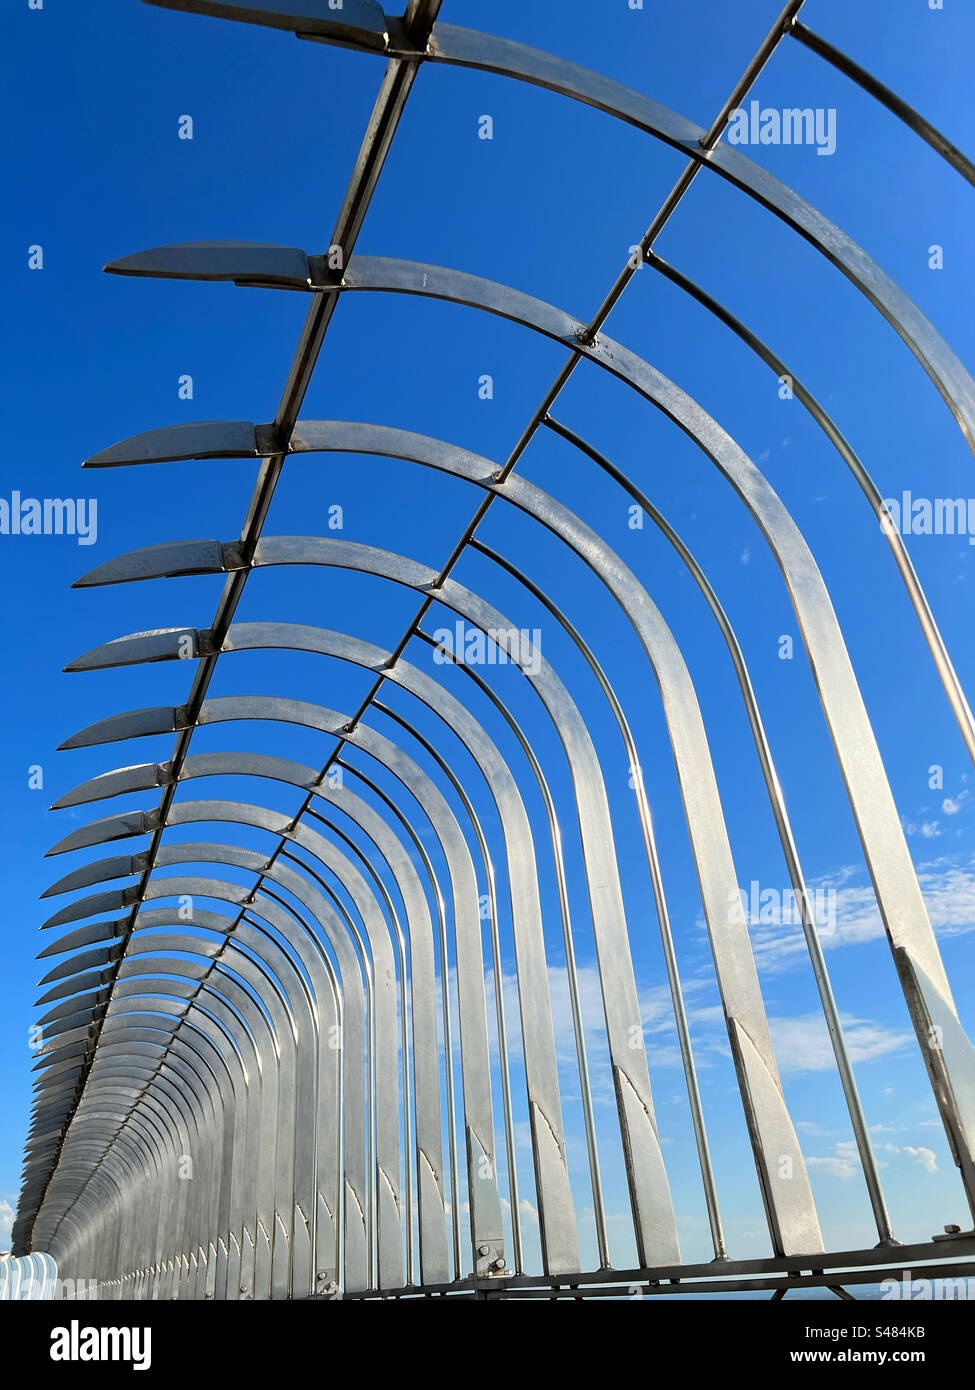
[518,1198,539,1226]
[744,855,975,974]
[903,1146,938,1174]
[768,1013,912,1075]
[804,1129,945,1184]
[795,1119,832,1135]
[807,1140,862,1180]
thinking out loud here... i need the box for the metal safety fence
[12,0,975,1299]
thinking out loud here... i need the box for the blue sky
[3,0,975,1280]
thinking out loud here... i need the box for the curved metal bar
[344,697,609,1268]
[51,1014,230,1215]
[142,0,390,51]
[145,846,368,1293]
[172,863,389,1292]
[79,249,972,1009]
[20,1,975,1295]
[53,855,379,1291]
[71,1071,212,1303]
[80,1075,206,1300]
[412,22,975,449]
[32,1099,174,1207]
[789,22,975,186]
[24,1089,175,1212]
[38,1140,154,1283]
[53,675,581,1278]
[358,702,538,1276]
[39,817,458,1284]
[33,0,453,1274]
[35,1033,218,1133]
[34,1059,198,1185]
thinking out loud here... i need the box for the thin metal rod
[791,21,975,186]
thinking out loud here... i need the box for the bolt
[944,1224,962,1234]
[491,1257,506,1271]
[478,1245,490,1257]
